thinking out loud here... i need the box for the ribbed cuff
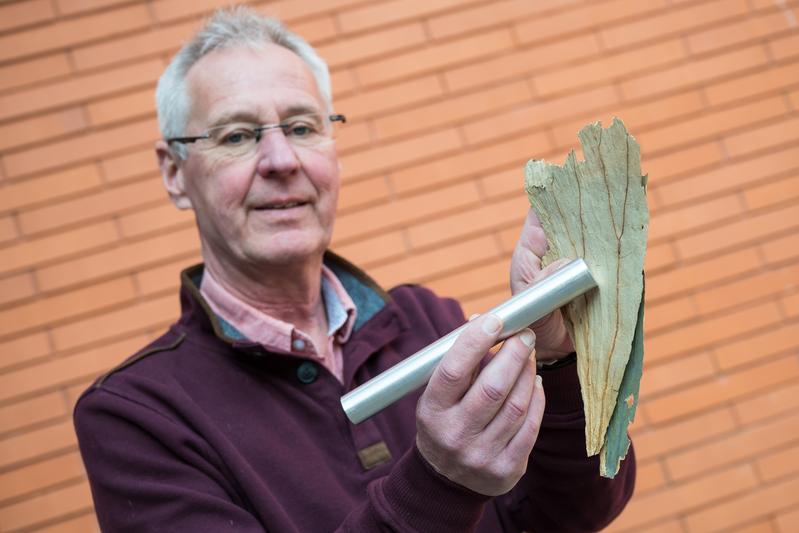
[372,445,489,532]
[538,354,584,415]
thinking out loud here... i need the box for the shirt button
[292,338,306,351]
[296,361,318,384]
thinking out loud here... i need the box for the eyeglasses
[167,114,346,159]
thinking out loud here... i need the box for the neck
[203,252,328,336]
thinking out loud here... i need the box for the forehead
[185,43,324,125]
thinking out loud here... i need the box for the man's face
[164,43,340,272]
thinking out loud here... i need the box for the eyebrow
[207,105,322,128]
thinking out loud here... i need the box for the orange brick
[769,30,799,61]
[704,60,799,107]
[57,0,131,15]
[0,107,86,153]
[776,507,799,533]
[783,291,799,318]
[745,173,799,210]
[602,0,749,49]
[0,420,76,469]
[391,130,551,196]
[335,120,372,154]
[52,294,179,352]
[428,0,581,40]
[87,88,155,126]
[5,118,159,179]
[514,0,668,47]
[333,181,480,243]
[496,224,522,254]
[369,234,501,288]
[338,0,463,33]
[716,318,799,370]
[695,263,799,316]
[0,451,84,502]
[641,351,715,396]
[762,231,799,265]
[760,443,799,482]
[0,4,152,63]
[0,58,163,122]
[0,271,36,307]
[791,88,799,111]
[331,230,406,269]
[317,22,427,69]
[355,29,514,87]
[655,145,799,207]
[118,201,194,239]
[0,392,65,435]
[0,0,55,32]
[375,81,532,142]
[640,95,789,154]
[0,333,51,371]
[645,241,679,273]
[444,33,601,93]
[152,0,250,22]
[648,192,742,242]
[0,53,71,93]
[646,247,761,302]
[101,149,159,183]
[631,406,736,461]
[0,277,137,337]
[407,195,528,249]
[684,475,799,532]
[338,176,391,212]
[676,203,799,260]
[331,68,356,97]
[611,89,705,136]
[608,464,757,531]
[0,479,92,531]
[65,378,95,408]
[290,15,338,45]
[605,517,684,533]
[460,287,511,318]
[667,411,799,481]
[643,141,724,184]
[480,167,527,200]
[464,85,617,147]
[734,380,799,425]
[425,259,508,302]
[635,460,668,495]
[536,38,685,97]
[621,44,769,101]
[724,116,799,159]
[334,75,444,120]
[0,221,118,274]
[19,177,165,235]
[0,164,103,213]
[0,214,17,243]
[33,512,100,533]
[135,256,200,296]
[644,354,798,423]
[688,8,796,55]
[35,225,199,292]
[72,19,197,71]
[339,126,461,181]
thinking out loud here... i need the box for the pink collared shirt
[200,266,357,383]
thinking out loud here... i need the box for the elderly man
[74,7,635,532]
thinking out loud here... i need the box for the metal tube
[341,258,597,424]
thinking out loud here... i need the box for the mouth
[254,201,308,210]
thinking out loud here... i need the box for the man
[74,7,635,532]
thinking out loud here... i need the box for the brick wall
[0,0,797,531]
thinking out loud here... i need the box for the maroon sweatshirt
[74,255,635,532]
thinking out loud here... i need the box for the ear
[156,140,193,210]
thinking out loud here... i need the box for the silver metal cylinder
[341,258,597,424]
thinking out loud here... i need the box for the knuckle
[436,362,465,387]
[501,399,528,423]
[478,381,505,404]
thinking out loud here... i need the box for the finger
[480,352,537,449]
[425,314,503,409]
[460,329,535,431]
[504,374,546,462]
[516,209,548,258]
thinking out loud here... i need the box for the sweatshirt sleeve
[496,359,637,532]
[75,388,267,533]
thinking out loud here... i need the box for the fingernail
[520,328,535,347]
[469,313,480,321]
[481,314,502,335]
[535,375,543,388]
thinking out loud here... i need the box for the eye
[220,128,256,145]
[284,120,319,138]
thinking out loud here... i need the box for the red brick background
[0,0,798,531]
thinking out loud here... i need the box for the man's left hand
[510,209,574,362]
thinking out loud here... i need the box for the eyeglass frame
[165,113,347,146]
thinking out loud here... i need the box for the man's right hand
[415,314,546,496]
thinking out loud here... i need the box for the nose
[254,128,300,178]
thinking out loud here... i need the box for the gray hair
[155,6,332,158]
